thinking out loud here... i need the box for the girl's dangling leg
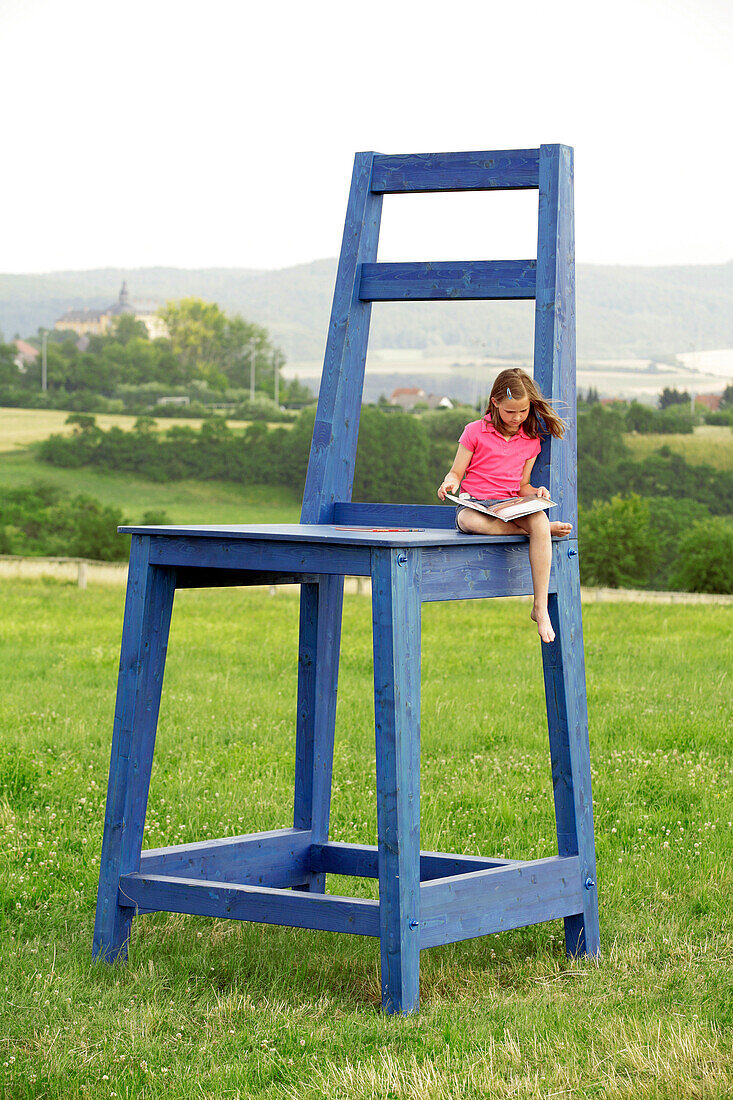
[515,512,572,644]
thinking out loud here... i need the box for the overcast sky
[2,0,731,273]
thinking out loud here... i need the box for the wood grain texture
[420,542,556,602]
[139,828,312,887]
[419,856,582,948]
[118,873,380,936]
[93,536,176,962]
[293,576,344,891]
[370,149,540,193]
[359,261,536,301]
[310,841,519,879]
[333,502,456,529]
[301,152,383,524]
[533,144,577,530]
[371,547,422,1013]
[541,549,600,957]
[147,535,372,576]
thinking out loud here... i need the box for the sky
[2,0,732,274]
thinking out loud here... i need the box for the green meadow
[0,449,302,527]
[1,581,731,1098]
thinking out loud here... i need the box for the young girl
[437,368,572,645]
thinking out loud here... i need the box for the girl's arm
[437,444,473,500]
[518,456,551,498]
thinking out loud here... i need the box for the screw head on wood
[584,877,596,890]
[408,919,419,929]
[397,553,408,566]
[568,547,578,558]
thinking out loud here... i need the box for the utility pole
[273,350,280,408]
[41,329,48,392]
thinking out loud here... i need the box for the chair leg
[542,546,600,957]
[293,576,344,891]
[371,547,422,1013]
[93,537,176,962]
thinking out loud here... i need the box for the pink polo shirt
[458,418,542,498]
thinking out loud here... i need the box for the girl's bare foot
[531,605,555,644]
[550,521,573,538]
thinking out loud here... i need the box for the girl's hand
[534,486,551,499]
[437,476,459,501]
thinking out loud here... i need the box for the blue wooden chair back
[300,146,576,532]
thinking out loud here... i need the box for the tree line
[0,299,313,416]
[28,404,733,592]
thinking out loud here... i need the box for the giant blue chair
[93,145,599,1014]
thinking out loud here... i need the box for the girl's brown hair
[485,368,566,439]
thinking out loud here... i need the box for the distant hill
[2,259,733,363]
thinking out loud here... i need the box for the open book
[445,491,557,522]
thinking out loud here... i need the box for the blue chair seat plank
[94,146,600,1014]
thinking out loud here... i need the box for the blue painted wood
[139,828,312,886]
[371,547,422,1014]
[333,502,456,529]
[541,548,600,957]
[359,261,536,301]
[310,840,518,879]
[125,522,525,548]
[118,873,380,936]
[147,535,372,576]
[533,144,577,530]
[419,856,582,948]
[301,152,382,524]
[293,576,343,891]
[93,536,175,962]
[94,145,599,1014]
[371,150,540,193]
[420,542,557,603]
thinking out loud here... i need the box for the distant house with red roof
[13,339,39,373]
[694,393,722,411]
[390,387,453,411]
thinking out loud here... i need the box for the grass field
[1,582,731,1098]
[624,424,733,471]
[0,450,302,526]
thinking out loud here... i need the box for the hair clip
[506,387,512,398]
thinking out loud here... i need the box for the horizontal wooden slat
[118,873,380,936]
[371,149,540,193]
[360,261,536,302]
[333,502,457,530]
[147,535,372,576]
[139,828,312,887]
[421,542,555,602]
[310,841,518,880]
[419,856,583,948]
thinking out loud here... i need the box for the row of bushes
[38,408,450,505]
[0,483,129,561]
[38,406,733,515]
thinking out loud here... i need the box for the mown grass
[624,424,733,471]
[1,583,731,1098]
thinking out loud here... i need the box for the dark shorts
[454,497,505,531]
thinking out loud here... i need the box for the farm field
[624,424,733,471]
[1,582,731,1098]
[0,407,289,453]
